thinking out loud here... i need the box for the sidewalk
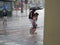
[0,9,44,45]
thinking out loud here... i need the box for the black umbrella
[30,7,43,10]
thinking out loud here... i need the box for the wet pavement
[0,9,44,45]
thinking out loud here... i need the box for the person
[29,9,39,34]
[32,12,39,28]
[2,4,8,24]
[30,12,39,34]
[29,9,36,34]
[29,9,36,26]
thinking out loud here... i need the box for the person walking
[2,4,8,24]
[29,9,39,34]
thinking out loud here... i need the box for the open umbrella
[30,7,43,10]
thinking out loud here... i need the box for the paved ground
[0,9,44,45]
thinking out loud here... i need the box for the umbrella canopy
[30,7,43,10]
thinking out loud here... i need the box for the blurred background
[0,0,45,45]
[0,0,45,17]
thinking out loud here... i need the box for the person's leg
[33,17,37,28]
[35,17,38,27]
[30,27,36,34]
[3,16,4,24]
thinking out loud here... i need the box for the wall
[44,0,60,45]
